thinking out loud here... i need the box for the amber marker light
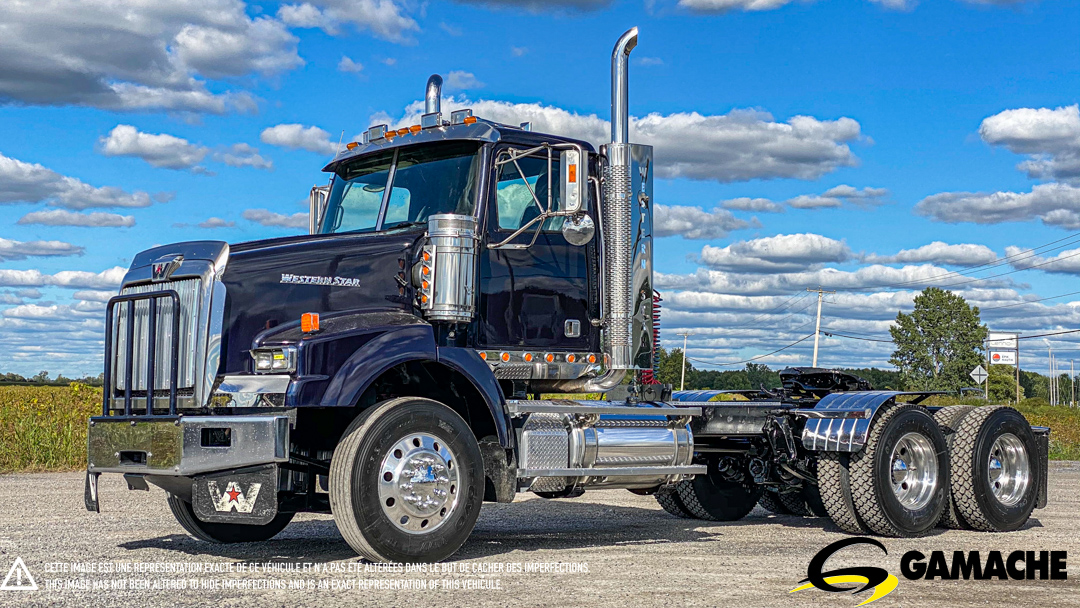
[463,116,477,124]
[567,354,576,363]
[524,353,533,362]
[545,353,555,363]
[479,352,488,360]
[588,354,597,364]
[346,142,359,150]
[301,312,320,333]
[409,125,422,133]
[500,352,510,362]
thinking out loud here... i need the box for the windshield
[321,141,481,234]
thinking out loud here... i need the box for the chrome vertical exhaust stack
[603,26,639,372]
[425,74,443,115]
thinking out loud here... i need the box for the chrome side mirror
[562,213,595,246]
[308,184,330,234]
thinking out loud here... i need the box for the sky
[0,0,1078,378]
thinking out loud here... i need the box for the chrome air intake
[604,27,638,370]
[418,214,478,323]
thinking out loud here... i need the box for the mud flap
[84,471,100,513]
[192,465,279,525]
[1034,427,1050,510]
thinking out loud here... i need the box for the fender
[437,346,512,447]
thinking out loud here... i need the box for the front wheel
[329,397,484,563]
[167,494,293,543]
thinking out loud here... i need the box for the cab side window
[495,153,564,232]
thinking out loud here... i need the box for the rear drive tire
[329,397,484,563]
[656,485,695,518]
[817,451,868,533]
[950,406,1040,532]
[167,494,293,543]
[676,466,762,522]
[849,404,949,537]
[758,492,793,515]
[778,491,811,516]
[933,405,976,529]
[801,459,829,518]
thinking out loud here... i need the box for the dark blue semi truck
[85,28,1049,563]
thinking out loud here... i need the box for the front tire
[167,494,293,543]
[329,397,484,563]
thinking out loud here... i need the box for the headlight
[251,347,296,373]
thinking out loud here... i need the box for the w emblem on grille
[151,255,183,282]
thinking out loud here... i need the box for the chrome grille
[114,279,202,392]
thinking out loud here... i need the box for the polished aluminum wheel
[889,432,939,510]
[988,433,1030,507]
[377,433,460,534]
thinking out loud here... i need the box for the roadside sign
[970,365,988,384]
[990,351,1017,365]
[987,332,1018,350]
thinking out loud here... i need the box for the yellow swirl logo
[790,538,899,606]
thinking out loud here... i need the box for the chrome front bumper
[87,415,290,476]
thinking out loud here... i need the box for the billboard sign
[990,351,1017,365]
[987,332,1018,350]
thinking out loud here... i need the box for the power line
[979,290,1080,311]
[823,327,1080,343]
[823,331,893,343]
[686,334,816,369]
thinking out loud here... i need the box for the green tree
[987,364,1023,403]
[889,287,988,393]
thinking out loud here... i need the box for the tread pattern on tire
[167,494,218,543]
[849,404,941,537]
[329,397,415,562]
[758,492,792,515]
[166,494,292,543]
[656,487,695,518]
[951,405,1012,532]
[777,491,811,516]
[674,479,717,521]
[817,451,867,533]
[933,405,976,529]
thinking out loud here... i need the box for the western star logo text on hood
[281,273,362,287]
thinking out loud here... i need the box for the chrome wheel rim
[988,433,1030,507]
[889,432,938,510]
[378,433,460,535]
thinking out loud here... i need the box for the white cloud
[0,0,301,113]
[863,242,998,266]
[338,56,364,74]
[0,152,151,209]
[276,1,418,43]
[0,266,126,290]
[1004,245,1080,276]
[787,185,888,209]
[260,123,340,155]
[100,125,271,172]
[243,208,308,229]
[915,182,1080,229]
[698,233,853,273]
[377,98,863,183]
[100,125,208,170]
[199,217,236,229]
[455,0,611,10]
[980,105,1080,183]
[445,71,484,91]
[636,57,664,67]
[511,47,528,57]
[213,143,273,170]
[0,238,84,262]
[677,0,798,11]
[439,22,463,36]
[17,209,136,228]
[653,204,757,239]
[721,197,785,213]
[73,290,116,303]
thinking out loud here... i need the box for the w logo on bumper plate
[207,481,262,513]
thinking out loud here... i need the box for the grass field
[1,386,1078,473]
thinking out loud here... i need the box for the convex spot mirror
[562,213,595,246]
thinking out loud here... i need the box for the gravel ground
[0,463,1077,607]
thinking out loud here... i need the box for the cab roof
[322,118,596,173]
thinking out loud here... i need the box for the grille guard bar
[102,290,181,416]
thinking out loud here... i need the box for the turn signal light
[301,312,320,333]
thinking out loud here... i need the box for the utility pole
[807,287,836,368]
[1048,346,1055,405]
[1072,359,1075,407]
[676,331,694,392]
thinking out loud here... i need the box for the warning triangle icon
[1,557,38,591]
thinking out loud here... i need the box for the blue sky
[0,0,1078,377]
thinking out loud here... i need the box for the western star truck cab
[86,28,1050,563]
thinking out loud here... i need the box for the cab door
[476,145,599,352]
